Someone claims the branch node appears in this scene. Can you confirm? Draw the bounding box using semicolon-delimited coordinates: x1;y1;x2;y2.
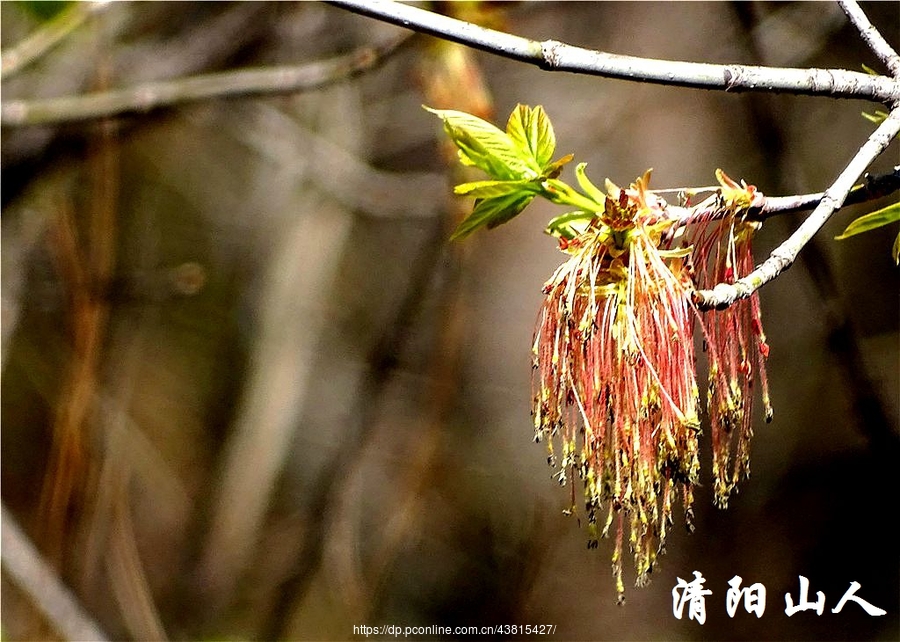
541;40;564;70
723;67;736;91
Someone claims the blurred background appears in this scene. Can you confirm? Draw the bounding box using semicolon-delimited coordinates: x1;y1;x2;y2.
2;2;898;640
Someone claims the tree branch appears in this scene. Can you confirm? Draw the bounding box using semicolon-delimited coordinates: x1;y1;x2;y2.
837;0;900;78
1;503;110;641
325;0;900;103
663;166;900;228
692;106;900;310
1;33;413;127
757;167;900;219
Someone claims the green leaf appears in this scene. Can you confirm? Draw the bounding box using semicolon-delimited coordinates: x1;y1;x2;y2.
454;179;540;199
541;178;604;212
506;104;555;170
575;163;607;206
893;232;900;265
425;106;535;180
545;210;595;239
450;192;535;241
834;201;900;239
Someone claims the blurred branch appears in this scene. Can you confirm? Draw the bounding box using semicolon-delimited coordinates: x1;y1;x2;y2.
264;217;451;639
693;106;900;310
241;103;445;219
196;186;357;614
0;3;106;80
325;0;900;103
1;33;413;126
112;2;273;83
107;493;169;641
1;504;110;642
838;0;900;78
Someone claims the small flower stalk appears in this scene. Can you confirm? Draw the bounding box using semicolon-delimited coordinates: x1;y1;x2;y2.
428;104;774;602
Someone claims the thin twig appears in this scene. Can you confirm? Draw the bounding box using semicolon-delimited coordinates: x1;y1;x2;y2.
1;33;413;127
666;166;900;226
652;165;900;227
837;0;900;78
693;106;900;310
0;3;107;80
1;504;110;642
757;167;900;219
325;0;900;103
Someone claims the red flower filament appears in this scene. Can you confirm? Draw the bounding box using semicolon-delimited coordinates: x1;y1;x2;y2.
532;173;702;601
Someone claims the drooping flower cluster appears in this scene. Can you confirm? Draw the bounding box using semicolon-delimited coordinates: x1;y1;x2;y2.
531;170;771;602
532;172;702;600
686;170;773;508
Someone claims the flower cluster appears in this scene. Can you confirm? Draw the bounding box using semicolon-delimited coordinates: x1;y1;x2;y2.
532;169;771;601
428;104;772;603
533;172;703;601
687;171;772;508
